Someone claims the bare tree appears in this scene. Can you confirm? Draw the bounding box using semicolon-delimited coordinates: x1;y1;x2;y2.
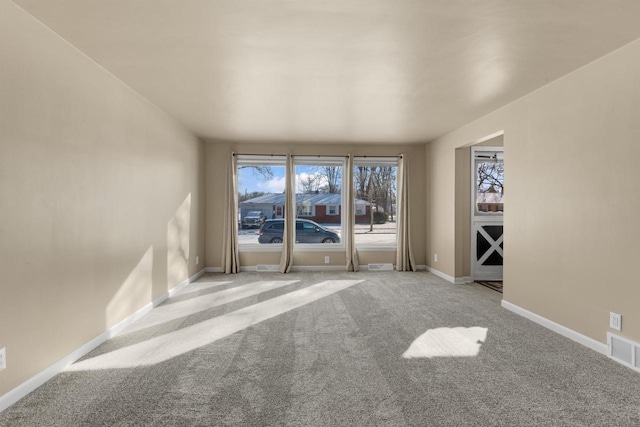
477;162;504;194
353;165;397;230
321;166;341;194
298;173;321;194
238;165;273;180
237;165;274;197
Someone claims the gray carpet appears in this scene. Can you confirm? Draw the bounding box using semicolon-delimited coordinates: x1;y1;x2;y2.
2;271;639;426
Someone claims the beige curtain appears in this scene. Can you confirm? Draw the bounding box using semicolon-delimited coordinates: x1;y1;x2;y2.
279;154;295;273
345;155;359;271
396;154;416;271
222;152;239;274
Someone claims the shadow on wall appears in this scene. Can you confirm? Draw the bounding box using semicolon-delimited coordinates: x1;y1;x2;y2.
105;193;192;329
167;193;191;290
106;246;154;329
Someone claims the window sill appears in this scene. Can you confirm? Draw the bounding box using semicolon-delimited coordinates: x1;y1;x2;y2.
294;244;346;252
355;246;397;252
239;244;283;253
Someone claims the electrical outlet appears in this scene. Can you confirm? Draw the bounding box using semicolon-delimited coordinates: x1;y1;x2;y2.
434;254;438;262
324;256;330;264
0;347;6;371
196;256;199;265
610;312;622;331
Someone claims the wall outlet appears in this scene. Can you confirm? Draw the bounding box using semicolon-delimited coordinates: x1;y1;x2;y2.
324;256;330;264
0;347;6;371
610;312;622;331
196;256;199;265
434;254;438;262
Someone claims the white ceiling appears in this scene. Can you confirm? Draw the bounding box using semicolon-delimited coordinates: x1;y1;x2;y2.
12;0;640;144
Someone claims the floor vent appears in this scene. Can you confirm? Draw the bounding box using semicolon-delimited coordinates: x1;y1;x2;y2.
255;264;279;272
607;333;640;372
368;263;394;271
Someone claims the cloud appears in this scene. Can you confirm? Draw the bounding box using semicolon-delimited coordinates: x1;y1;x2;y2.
295;171;328;193
258;176;286;193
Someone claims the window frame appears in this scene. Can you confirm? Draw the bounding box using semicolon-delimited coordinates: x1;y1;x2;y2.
353;156;399;251
327;204;339;216
236;155;287;253
472;148;504;218
293;156;346;252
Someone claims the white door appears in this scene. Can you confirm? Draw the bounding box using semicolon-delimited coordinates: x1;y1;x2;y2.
471;147;504;281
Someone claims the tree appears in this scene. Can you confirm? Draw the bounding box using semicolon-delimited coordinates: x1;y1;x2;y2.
353;165;397;230
321;166;341;194
237;166;274;196
238;165;274;181
477;162;504;194
298;173;321;194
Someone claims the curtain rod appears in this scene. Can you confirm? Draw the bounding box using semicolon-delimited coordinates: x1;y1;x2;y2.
355;155;403;158
233;153;283;157
232;153;402;158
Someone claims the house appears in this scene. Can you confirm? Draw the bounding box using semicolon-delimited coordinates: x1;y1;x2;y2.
240;193;371;224
2;0;640;419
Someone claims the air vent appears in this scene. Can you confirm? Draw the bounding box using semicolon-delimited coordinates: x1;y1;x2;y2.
607;333;640;372
368;263;394;271
255;264;279;272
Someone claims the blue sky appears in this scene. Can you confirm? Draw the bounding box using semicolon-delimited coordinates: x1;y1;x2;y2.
238;166;340;194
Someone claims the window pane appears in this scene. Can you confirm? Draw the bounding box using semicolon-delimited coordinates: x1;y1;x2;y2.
353;163;397;247
294;161;343;245
237;159;286;246
475;160;504;214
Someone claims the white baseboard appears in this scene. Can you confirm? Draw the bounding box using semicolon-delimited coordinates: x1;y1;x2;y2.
290;265;347;272
205;267;223;273
425;266;455;283
189;268;207;282
425;267;472;284
238;265;350;272
0;268;207;413
501;300;607;355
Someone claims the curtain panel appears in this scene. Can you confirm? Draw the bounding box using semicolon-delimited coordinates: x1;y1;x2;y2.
222;152;239;274
345;154;359;271
396;154;416;271
279;154;295;273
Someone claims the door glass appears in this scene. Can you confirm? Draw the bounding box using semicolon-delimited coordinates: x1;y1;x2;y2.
475;157;504;215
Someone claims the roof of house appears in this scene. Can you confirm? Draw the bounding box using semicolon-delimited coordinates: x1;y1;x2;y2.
240;193;370;206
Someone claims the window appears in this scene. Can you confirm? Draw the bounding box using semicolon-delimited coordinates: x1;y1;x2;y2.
474;151;504;215
353;157;398;248
236;155;286;249
298;203;314;217
294;157;344;247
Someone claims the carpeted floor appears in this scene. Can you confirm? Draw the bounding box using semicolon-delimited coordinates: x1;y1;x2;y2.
2;271;640;426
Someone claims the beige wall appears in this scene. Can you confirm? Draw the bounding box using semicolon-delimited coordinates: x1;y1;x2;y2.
427;38;640;344
0;2;205;397
204;141;426;269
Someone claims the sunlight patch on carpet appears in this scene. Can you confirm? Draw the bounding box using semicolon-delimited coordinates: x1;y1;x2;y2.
402;327;488;358
122;280;299;334
171;280;234;299
68;280;364;371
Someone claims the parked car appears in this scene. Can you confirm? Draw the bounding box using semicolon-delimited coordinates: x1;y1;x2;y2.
258;219;340;244
242;211;266;229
